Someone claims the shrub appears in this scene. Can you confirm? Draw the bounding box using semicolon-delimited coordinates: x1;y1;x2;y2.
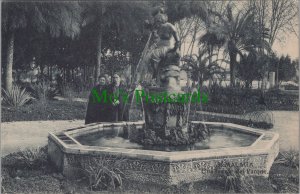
275;150;299;169
79;155;125;191
61;83;79;101
2;85;34;107
31;81;58;101
283;84;298;90
196;85;298;113
216;161;255;193
7;146;48;169
60;82;90;101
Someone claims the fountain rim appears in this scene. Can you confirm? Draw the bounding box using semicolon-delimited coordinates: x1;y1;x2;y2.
48;121;279;162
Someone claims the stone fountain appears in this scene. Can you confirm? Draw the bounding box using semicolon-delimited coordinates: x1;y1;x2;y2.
48;6;279;186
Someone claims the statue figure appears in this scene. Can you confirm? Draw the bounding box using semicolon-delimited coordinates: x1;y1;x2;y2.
127;4;209;145
145;6;181;82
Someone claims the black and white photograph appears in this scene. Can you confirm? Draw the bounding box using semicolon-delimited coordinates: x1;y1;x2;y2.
1;0;299;193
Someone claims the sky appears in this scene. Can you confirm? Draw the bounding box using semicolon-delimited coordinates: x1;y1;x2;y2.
273;33;299;59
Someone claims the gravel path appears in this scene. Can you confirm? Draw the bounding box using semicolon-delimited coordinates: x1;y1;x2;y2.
1;120;84;156
270;111;299;151
1;111;298;156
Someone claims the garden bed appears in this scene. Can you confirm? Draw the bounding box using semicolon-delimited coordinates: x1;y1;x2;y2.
2;100;86;122
192;87;299;115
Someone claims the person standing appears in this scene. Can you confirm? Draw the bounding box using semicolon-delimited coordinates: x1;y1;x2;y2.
85;75;108;124
104;74;111;85
106;73;129;122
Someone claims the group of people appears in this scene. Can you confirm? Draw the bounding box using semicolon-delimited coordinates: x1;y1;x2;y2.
85;73;129;124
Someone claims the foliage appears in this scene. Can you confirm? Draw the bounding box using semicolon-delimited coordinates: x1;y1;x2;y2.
8;147;48;169
60;83;75;101
267;54;297;83
165;1;209;23
181;47;225;86
31;81;58;101
2;84;34;107
278;55;297;82
275;150;299;170
102;52;131;77
237;52;266;88
2;2;82;92
2;100;86;122
199;84;298;113
2;2;82;37
216;163;255;193
202;4;271;86
81;1;151;81
79;156;125;191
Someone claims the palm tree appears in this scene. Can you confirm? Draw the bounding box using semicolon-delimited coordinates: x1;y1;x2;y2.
2;2;81;91
182;47;225;87
202;4;271;87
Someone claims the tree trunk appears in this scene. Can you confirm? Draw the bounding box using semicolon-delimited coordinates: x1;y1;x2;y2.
5;32;14;91
50;65;53;80
229;52;237;87
95;18;103;84
83;65;86;82
47;66;50;78
198;71;203;88
64;68;66;83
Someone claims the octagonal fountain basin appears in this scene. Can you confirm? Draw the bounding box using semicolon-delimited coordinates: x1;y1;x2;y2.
48;121;279;185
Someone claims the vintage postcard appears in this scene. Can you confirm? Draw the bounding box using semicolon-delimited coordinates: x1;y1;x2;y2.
1;0;299;193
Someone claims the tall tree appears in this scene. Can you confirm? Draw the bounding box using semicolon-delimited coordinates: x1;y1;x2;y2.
2;2;81;91
249;0;298;46
81;1;151;84
278;55;296;82
203;4;271;87
237;52;266;88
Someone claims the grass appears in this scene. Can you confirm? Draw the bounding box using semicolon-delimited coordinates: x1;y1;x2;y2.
1;147;91;193
269;150;299;193
215;161;255;193
79;156;125;191
274;149;299;169
2;99;86;122
8;147;48;169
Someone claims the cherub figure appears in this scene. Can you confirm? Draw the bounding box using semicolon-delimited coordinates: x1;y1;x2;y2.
145;6;180;80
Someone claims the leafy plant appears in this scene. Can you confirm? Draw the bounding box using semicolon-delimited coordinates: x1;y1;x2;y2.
79;155;125;191
2;84;34;107
10;146;47;169
275;150;299;169
61;83;77;101
217;162;255;193
31;81;58;101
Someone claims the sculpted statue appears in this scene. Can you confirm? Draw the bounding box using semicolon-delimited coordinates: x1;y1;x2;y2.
145;7;181;81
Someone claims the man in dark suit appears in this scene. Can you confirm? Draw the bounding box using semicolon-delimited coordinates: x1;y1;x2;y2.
106;73;129;122
85;75;108;124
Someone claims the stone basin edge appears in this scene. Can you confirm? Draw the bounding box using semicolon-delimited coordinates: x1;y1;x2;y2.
48;122;279;162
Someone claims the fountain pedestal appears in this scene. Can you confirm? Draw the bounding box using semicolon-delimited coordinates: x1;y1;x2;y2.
138;49;195;145
144;96;188;139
